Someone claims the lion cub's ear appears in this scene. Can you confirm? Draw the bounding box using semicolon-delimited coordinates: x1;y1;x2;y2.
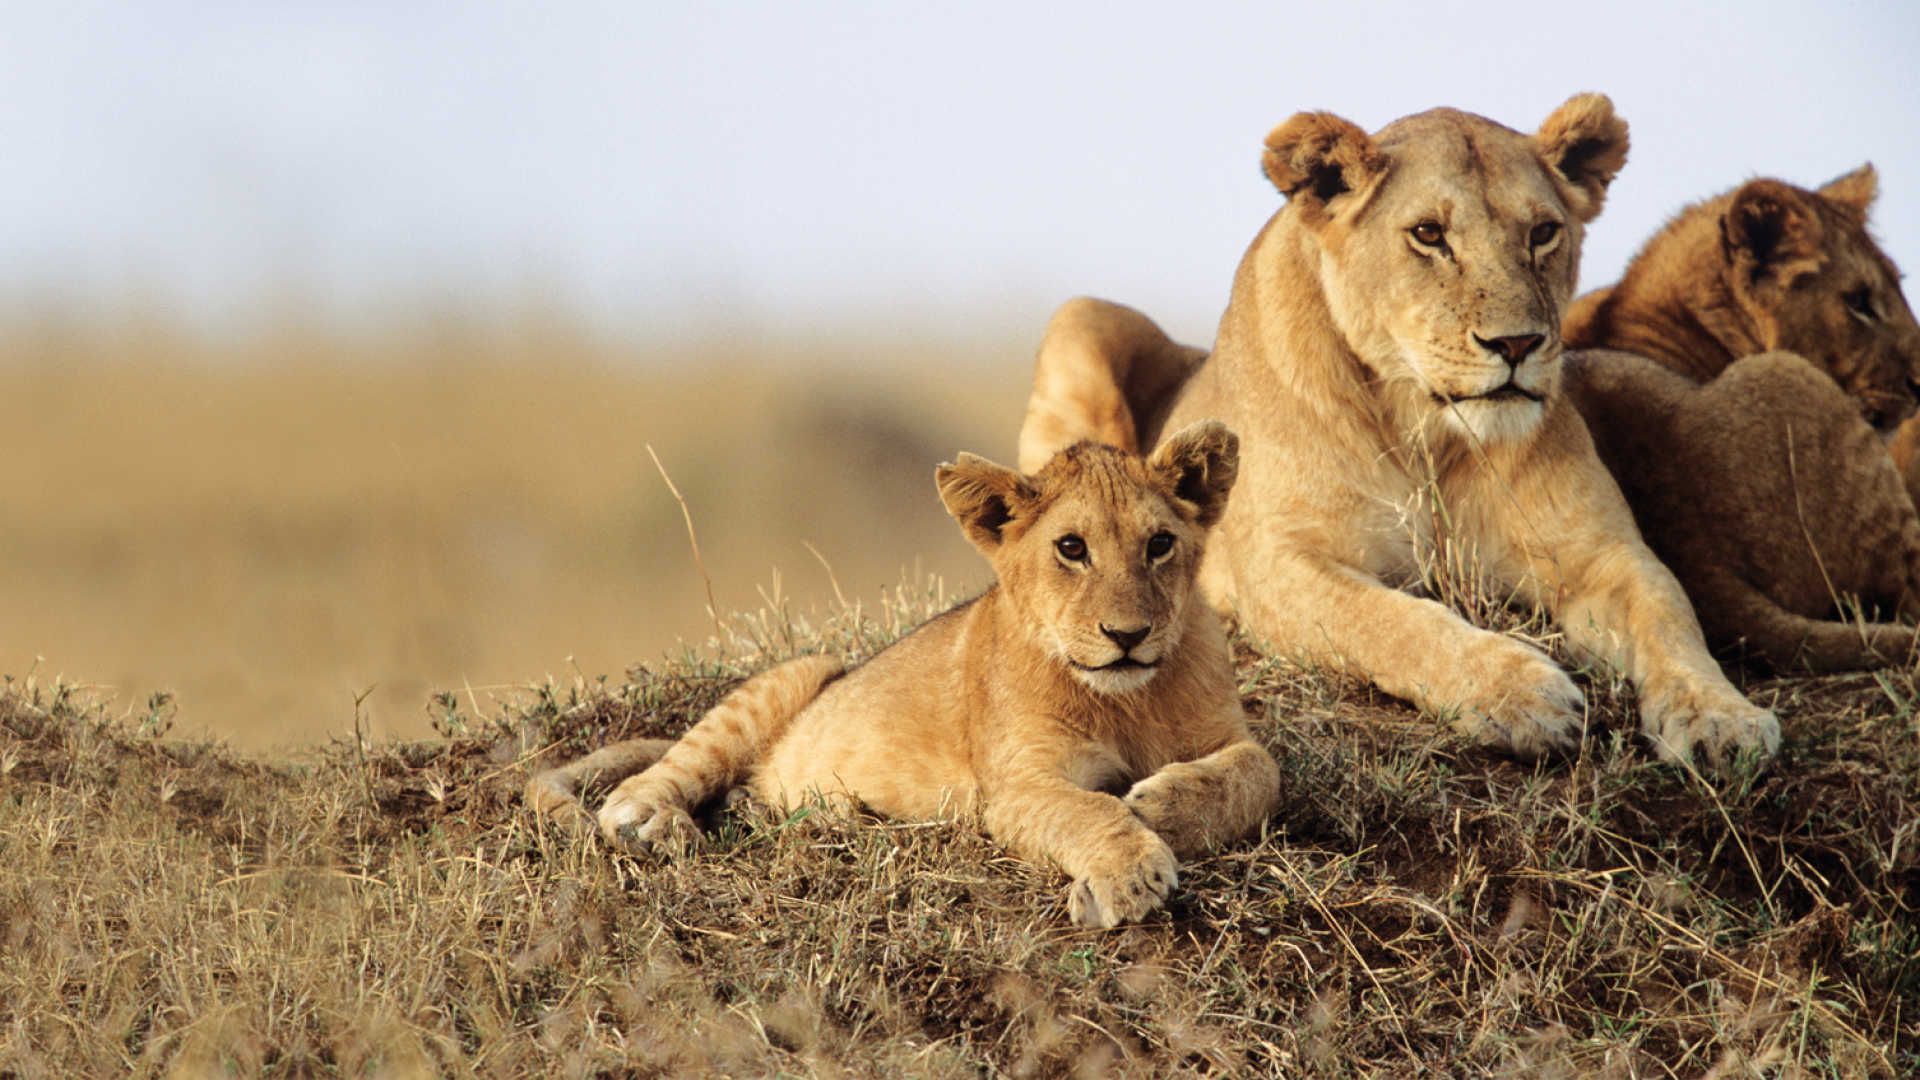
1261;111;1386;223
1723;179;1827;288
1818;163;1878;223
1534;92;1629;224
1149;420;1239;529
936;453;1036;554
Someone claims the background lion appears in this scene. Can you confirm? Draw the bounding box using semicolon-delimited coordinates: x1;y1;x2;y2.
1018;94;1779;769
1565;167;1920;670
527;422;1281;929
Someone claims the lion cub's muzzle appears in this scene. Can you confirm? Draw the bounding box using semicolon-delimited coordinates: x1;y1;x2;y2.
1067;621;1168;693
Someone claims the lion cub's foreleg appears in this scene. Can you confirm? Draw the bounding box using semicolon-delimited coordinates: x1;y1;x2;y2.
980;741;1181;929
1122;736;1281;859
564;655;844;855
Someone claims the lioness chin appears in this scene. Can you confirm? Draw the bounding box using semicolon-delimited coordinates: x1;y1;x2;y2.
527;422;1282;929
1018;94;1779;770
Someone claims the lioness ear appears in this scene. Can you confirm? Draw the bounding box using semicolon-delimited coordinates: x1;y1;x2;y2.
1149;420;1239;529
1534;92;1629;223
1818;163;1878;223
1723;179;1826;287
1261;111;1385;222
935;453;1034;554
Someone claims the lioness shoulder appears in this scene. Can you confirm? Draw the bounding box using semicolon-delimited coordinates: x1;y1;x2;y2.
527;421;1282;928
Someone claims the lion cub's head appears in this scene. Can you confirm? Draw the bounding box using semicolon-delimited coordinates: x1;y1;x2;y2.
1260;94;1629;443
935;421;1238;694
1567;165;1920;431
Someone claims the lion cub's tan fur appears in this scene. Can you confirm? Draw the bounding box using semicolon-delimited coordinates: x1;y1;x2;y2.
527;422;1281;928
1017;95;1779;768
1563;167;1920;670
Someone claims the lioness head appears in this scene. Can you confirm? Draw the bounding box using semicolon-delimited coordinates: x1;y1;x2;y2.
935;420;1238;694
1261;94;1629;443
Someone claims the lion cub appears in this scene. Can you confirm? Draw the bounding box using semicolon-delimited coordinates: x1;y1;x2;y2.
1564;166;1920;670
527;421;1281;928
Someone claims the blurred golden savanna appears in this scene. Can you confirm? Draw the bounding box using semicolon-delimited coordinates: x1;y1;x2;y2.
0;316;1030;749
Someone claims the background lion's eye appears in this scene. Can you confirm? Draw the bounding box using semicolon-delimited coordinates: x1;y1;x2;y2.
1410;222;1445;246
1055;535;1087;562
1146;532;1175;559
1530;221;1561;248
1844;287;1876;320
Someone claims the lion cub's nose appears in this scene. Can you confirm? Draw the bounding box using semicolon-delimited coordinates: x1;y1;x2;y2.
1474;333;1545;367
1101;624;1150;652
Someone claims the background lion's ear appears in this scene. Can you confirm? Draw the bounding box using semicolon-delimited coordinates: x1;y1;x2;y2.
1149;420;1239;529
1535;92;1628;223
935;453;1033;554
1261;111;1385;222
1723;180;1826;288
1818;163;1878;223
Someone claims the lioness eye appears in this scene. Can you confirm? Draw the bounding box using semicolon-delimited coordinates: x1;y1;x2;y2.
1146;532;1175;559
1055;535;1087;562
1844;287;1876;320
1410;222;1445;247
1530;221;1561;248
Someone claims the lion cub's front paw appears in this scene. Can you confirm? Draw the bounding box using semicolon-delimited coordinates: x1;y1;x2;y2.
1454;641;1586;759
1123;769;1209;856
1641;679;1781;773
596;790;698;857
1068;830;1178;929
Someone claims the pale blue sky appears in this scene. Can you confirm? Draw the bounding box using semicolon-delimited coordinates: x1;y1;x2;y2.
4;1;1916;351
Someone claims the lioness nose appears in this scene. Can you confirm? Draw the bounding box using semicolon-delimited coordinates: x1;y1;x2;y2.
1474;333;1545;366
1100;624;1150;652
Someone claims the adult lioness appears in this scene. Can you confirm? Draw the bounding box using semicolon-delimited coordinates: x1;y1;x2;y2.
527;423;1282;928
1017;94;1779;767
1562;167;1920;670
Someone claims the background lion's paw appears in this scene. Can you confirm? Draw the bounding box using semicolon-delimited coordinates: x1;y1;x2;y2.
1455;645;1585;759
596;793;698;857
1067;831;1178;929
1642;684;1781;773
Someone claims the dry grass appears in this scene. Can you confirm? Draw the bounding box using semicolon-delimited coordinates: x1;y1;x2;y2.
0;325;1029;749
3;579;1916;1077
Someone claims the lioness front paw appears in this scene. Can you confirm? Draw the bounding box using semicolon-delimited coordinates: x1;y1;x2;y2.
1068;831;1178;929
1641;679;1781;772
596;791;698;857
1454;641;1586;759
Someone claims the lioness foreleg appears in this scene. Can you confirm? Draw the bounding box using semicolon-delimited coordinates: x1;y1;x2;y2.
1230;551;1587;757
1521;536;1780;770
1123;736;1280;858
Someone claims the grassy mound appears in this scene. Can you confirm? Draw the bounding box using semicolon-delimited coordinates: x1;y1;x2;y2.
2;590;1916;1077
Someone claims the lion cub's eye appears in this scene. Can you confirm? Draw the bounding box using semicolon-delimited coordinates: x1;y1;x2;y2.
1410;222;1446;247
1844;287;1877;321
1146;532;1176;560
1055;535;1088;562
1529;221;1562;248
